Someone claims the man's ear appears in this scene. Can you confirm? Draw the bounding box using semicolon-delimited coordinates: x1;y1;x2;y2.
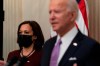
71;11;77;22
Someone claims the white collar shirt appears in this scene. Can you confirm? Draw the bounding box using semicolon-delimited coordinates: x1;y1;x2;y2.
56;26;78;65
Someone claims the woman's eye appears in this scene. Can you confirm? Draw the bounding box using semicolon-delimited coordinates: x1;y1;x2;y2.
19;32;22;34
24;31;29;34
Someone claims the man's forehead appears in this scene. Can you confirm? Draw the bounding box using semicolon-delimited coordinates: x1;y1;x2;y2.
50;0;67;2
50;0;68;7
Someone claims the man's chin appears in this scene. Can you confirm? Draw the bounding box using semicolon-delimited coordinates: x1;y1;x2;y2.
52;26;57;30
52;29;58;32
52;28;57;31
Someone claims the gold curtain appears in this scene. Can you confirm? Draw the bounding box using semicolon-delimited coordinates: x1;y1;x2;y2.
87;0;100;43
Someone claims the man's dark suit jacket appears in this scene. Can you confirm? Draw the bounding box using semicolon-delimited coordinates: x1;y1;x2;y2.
41;31;100;66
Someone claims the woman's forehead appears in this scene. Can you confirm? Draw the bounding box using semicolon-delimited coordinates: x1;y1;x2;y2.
20;24;32;31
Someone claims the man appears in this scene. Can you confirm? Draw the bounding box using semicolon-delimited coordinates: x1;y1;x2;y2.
41;0;100;66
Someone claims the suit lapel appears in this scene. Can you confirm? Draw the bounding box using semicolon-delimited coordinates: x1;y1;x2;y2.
42;36;57;66
59;31;84;66
47;36;57;55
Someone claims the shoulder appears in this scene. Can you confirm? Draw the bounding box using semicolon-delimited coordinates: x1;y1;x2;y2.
45;36;57;44
7;50;20;61
76;31;100;46
29;50;42;58
81;34;99;46
73;31;100;53
34;50;42;56
29;50;42;64
43;36;57;47
79;34;100;55
8;50;20;56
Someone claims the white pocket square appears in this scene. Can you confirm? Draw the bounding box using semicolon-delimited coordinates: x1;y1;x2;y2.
69;57;77;61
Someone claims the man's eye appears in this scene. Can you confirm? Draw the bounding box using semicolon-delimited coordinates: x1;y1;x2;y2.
55;10;61;13
49;10;51;14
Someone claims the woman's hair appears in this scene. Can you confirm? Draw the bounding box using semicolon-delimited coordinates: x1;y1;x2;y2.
17;21;44;51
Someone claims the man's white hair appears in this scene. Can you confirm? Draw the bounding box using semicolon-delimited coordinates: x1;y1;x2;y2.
66;0;79;17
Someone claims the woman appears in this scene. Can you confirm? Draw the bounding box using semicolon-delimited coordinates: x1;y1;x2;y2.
6;21;44;66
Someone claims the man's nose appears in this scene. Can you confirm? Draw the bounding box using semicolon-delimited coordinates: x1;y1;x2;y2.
50;12;55;20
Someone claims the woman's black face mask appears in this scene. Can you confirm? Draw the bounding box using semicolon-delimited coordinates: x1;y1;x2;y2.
17;35;33;48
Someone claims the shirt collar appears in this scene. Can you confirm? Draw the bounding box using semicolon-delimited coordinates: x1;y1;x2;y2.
57;26;78;44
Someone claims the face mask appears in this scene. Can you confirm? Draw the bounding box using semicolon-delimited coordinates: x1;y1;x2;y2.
17;35;33;48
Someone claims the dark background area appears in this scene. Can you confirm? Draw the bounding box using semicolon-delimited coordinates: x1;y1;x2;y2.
0;0;4;60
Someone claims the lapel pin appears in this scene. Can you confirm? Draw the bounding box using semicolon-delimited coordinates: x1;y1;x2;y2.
73;43;78;46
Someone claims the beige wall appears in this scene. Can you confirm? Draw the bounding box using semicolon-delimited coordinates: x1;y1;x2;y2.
87;0;100;43
3;0;22;60
3;0;50;60
22;0;51;40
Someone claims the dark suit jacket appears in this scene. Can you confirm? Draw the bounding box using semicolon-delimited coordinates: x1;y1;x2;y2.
41;31;100;66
